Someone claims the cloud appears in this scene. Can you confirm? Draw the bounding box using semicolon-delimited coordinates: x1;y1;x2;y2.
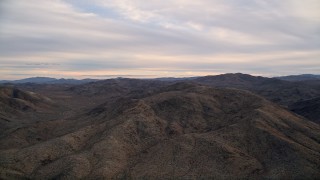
0;0;319;80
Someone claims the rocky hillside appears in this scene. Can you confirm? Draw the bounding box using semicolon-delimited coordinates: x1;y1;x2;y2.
289;97;320;124
1;83;319;179
0;86;52;112
194;73;320;107
69;78;170;97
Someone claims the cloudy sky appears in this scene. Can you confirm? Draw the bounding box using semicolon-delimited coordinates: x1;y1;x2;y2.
0;0;319;79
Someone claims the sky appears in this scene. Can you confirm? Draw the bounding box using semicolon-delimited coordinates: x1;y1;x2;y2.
0;0;320;80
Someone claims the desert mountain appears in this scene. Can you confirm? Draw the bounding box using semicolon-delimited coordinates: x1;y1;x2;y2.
21;74;320;125
9;73;320;124
0;86;58;149
0;86;53;113
289;97;320;124
277;74;320;81
0;83;319;179
69;78;171;96
194;73;320;107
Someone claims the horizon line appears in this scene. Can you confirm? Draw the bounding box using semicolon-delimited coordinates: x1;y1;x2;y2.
1;73;319;81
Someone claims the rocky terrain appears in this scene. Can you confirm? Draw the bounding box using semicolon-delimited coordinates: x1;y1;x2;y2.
0;74;320;179
289;97;320;124
194;73;320;106
193;73;320;123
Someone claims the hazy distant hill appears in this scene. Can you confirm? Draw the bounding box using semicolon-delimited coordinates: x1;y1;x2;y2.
0;77;99;85
276;74;320;81
69;78;171;96
154;77;198;81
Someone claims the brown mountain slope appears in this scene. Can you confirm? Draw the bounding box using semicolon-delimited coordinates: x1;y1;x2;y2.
0;83;319;179
0;86;61;151
0;86;53;112
289;97;320;124
0;86;54;130
194;73;320;106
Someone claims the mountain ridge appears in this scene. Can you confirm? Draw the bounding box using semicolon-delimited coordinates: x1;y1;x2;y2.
0;77;99;85
0;82;319;179
17;73;318;123
276;74;320;81
2;73;320;84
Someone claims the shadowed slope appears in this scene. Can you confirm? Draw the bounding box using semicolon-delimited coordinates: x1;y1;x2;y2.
290;97;320;124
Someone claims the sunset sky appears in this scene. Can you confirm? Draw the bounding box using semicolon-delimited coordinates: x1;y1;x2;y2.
1;0;319;80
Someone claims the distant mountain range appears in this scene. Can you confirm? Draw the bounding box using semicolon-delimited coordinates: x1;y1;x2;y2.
276;74;320;81
0;77;99;84
1;74;319;84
